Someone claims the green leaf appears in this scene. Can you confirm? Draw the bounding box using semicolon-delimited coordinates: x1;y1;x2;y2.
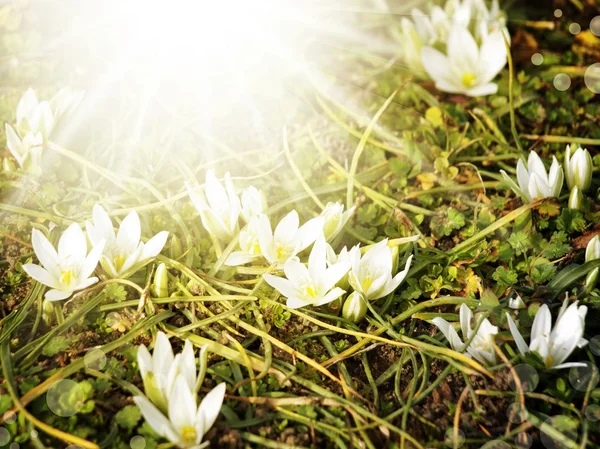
492;266;518;286
42;336;71;356
104;284;128;302
115;405;142;430
430;208;466;238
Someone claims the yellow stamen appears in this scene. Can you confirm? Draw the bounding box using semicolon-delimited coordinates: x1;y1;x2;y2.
304;285;318;298
113;254;126;272
182;426;197;444
461;73;477;88
59;269;75;286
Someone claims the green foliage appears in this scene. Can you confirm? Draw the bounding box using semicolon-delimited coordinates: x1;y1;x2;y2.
115;405;142;430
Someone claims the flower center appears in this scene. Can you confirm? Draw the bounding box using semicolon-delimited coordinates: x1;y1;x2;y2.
59;269;76;287
182;426;197;445
113;254;126;272
275;245;293;262
303;284;318;298
461;73;477;88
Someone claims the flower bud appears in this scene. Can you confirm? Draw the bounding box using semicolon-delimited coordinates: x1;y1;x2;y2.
508;294;525;310
152;263;169;298
342;292;368;323
586;267;599;292
169;235;183;260
565;145;593;192
42;298;56;326
585;236;600;262
568;186;583;210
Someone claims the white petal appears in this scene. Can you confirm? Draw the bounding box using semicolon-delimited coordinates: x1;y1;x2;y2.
282;259;311;287
31;229;60;276
505;313;529;356
274;211;300;244
141;231;169;260
466;83;498;97
308;237;327;280
314;287;346;307
116;211;142;255
137;344;153;380
225;251;258;266
133;396;174;440
459;304;473;341
421;47;454;89
58;223;87;263
45;288;73;301
432;318;463;351
263;274;299;299
180;339;197;392
447;26;479;74
196;383;226;439
90;204;115;246
168;375;197;432
22;264;60;289
477;30;507;84
531;305;551;341
79;240;105;281
153;332;175;377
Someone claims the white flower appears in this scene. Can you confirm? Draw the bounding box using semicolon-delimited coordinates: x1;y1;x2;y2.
137;332;197;414
86;204;168;279
225;215;263;266
399;6;451;76
348;239;412;301
564;145;593;192
5;87;84;171
432;304;498;366
320;202;355;242
263;237;350;309
240;186;266;223
421;26;507;96
506;296;588;369
5;125;43;172
187;170;241;242
500;151;564;203
134;377;225;449
508;294;525;310
258;211;324;268
23;223;104;301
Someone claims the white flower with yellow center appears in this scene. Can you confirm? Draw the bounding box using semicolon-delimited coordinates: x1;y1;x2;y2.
263;237;350;309
23;223;104;301
225;215;263;266
134;376;225;449
348;239;412;301
258;211;324;268
86;204;169;279
506;296;588;369
432;304;498;366
137;332;197;414
320;202;355;242
187;170;240;242
421;26;507;96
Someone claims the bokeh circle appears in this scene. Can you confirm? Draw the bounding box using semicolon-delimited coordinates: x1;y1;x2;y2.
584;64;600;94
46;379;85;417
568;362;599;392
554;74;571;91
508;364;539;393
